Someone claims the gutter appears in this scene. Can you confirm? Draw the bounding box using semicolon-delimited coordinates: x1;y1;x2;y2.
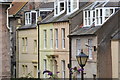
6;3;12;32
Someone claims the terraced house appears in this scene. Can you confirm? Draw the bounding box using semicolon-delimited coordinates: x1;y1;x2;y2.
37;0;91;78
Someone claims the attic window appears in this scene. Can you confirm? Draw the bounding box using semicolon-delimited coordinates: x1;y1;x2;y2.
83;7;117;27
67;0;79;14
54;0;66;16
39;10;52;19
25;11;37;25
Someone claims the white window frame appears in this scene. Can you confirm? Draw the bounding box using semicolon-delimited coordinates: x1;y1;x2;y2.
88;39;93;60
67;0;79;15
83;7;117;27
54;0;66;16
43;59;47;78
61;60;65;78
62;28;65;49
76;39;81;55
55;29;58;49
44;30;47;49
25;11;37;25
50;29;53;49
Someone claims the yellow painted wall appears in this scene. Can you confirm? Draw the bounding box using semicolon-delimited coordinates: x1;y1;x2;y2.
39;23;54;78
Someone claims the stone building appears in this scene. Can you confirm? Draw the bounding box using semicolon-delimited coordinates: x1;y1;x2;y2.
0;2;11;80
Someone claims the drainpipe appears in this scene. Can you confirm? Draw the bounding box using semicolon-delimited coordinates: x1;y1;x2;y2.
69;36;72;80
6;4;12;31
6;4;13;78
37;23;40;78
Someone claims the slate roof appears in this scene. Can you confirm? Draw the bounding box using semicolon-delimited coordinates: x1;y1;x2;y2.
112;32;120;40
111;29;120;40
69;26;101;37
104;2;120;7
39;2;54;9
38;2;91;24
9;0;29;15
18;24;36;30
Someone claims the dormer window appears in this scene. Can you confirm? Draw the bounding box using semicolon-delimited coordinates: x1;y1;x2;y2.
83;7;117;27
54;0;66;16
25;11;37;25
95;7;116;26
67;0;79;14
39;9;52;20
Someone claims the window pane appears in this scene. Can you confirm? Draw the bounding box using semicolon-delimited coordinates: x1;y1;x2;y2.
62;28;65;49
100;9;102;16
76;39;81;55
44;59;47;78
60;2;64;11
44;30;47;48
61;60;65;78
73;0;77;10
50;29;53;48
31;12;36;24
88;39;93;59
55;29;58;49
68;0;71;12
40;11;51;19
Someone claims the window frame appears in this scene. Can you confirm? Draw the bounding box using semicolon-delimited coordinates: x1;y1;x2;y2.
83;7;117;27
67;0;79;15
88;39;93;60
55;29;58;49
54;0;66;16
61;60;65;78
25;11;37;25
61;28;65;49
50;29;53;49
43;30;47;49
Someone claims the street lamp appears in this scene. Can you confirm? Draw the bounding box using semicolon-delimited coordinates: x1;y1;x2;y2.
76;49;88;80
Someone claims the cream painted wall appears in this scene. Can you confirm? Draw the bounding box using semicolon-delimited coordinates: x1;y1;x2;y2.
111;41;119;78
17;28;38;78
71;36;97;78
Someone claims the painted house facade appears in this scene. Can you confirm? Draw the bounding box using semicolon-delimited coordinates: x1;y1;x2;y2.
69;1;120;78
38;0;91;78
